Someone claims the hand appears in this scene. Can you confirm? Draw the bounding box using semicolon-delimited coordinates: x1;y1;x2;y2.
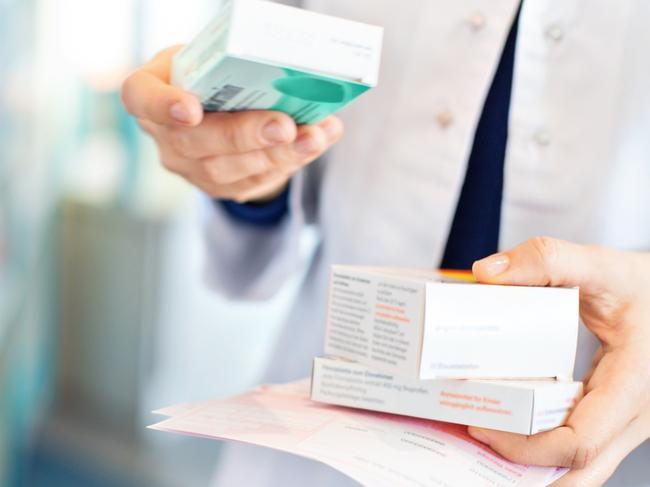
469;237;650;486
121;46;343;203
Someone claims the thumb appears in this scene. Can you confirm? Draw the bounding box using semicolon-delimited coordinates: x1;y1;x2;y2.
121;45;203;127
472;237;604;291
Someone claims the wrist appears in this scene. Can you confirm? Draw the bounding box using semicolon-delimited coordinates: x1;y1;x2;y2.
218;180;291;227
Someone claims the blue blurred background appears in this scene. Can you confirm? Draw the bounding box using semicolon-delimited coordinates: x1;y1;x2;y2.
0;1;301;485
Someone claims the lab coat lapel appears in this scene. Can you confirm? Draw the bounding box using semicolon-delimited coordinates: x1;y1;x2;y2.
500;0;634;249
321;0;521;268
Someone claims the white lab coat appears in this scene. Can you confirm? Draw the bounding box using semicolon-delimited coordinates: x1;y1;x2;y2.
206;1;650;485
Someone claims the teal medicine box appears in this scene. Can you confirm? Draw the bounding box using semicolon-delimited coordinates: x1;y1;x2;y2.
172;0;384;124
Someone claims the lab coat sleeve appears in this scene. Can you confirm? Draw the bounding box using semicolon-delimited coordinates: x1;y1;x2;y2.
201;160;322;300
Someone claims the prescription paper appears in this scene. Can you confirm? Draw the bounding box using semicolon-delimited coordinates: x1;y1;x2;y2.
149;381;566;486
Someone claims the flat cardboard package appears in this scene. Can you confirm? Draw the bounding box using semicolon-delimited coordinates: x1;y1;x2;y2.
324;266;579;380
172;0;383;124
311;357;583;435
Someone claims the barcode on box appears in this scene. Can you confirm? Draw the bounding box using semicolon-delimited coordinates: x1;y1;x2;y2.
204;84;244;111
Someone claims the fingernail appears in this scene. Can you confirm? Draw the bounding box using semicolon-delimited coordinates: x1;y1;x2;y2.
468;428;490;444
476;253;510;278
262;120;291;144
294;134;319;155
170;102;191;124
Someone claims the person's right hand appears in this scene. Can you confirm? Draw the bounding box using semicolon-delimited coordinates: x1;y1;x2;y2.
121;46;344;203
470;237;650;486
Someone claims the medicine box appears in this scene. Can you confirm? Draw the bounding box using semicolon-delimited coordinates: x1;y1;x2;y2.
172;0;383;124
324;266;579;380
311;357;583;435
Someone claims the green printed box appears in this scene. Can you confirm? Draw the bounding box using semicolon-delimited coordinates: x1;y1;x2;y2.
172;0;383;124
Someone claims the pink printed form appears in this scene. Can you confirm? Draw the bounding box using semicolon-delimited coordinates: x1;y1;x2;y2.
149;380;566;487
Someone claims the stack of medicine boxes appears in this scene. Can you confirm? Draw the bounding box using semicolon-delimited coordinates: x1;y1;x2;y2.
311;266;583;435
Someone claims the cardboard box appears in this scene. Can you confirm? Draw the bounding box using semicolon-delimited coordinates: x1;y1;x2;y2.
324;266;579;380
311;357;583;435
172;0;383;124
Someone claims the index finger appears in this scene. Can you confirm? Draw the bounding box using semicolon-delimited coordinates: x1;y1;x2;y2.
121;45;203;126
161;110;298;158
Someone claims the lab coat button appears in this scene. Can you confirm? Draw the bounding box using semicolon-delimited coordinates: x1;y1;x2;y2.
468;12;486;31
533;130;551;146
436;110;454;129
545;24;564;42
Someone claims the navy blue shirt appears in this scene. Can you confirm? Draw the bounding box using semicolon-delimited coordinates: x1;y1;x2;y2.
220;11;520;270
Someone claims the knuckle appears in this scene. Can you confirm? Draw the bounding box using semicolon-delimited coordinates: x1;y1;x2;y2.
159;152;189;178
219;118;248;154
494;436;540;466
266;149;292;169
497;443;526;464
160;154;178;173
306;135;327;156
567;439;600;469
529;236;560;273
202;161;228;185
248;172;270;187
249;153;271;174
167;128;193;156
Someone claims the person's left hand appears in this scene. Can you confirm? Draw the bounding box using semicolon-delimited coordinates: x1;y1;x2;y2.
469;237;650;486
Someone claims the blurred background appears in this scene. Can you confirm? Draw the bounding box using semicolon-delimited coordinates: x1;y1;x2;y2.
0;0;304;485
